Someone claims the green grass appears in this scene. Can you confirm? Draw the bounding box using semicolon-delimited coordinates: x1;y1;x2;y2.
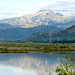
0;43;75;53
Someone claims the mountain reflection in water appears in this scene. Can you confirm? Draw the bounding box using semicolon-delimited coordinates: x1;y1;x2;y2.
0;52;75;75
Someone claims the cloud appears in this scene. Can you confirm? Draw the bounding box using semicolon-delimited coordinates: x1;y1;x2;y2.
0;10;35;20
35;1;75;14
17;0;29;1
0;2;28;8
0;0;75;19
0;3;11;6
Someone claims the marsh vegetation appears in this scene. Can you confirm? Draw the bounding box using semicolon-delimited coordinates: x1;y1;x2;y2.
0;42;75;53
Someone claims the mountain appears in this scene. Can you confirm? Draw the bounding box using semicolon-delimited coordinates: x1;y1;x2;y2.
0;26;62;40
0;9;75;29
0;23;20;29
55;13;63;16
24;25;75;43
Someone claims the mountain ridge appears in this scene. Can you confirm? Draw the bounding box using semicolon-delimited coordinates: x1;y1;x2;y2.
0;9;75;29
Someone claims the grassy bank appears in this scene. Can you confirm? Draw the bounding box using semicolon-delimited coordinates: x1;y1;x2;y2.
0;43;75;53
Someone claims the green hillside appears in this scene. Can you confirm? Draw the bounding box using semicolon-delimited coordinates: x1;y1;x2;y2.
24;25;75;43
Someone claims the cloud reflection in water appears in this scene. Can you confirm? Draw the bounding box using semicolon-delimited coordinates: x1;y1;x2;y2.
0;52;75;75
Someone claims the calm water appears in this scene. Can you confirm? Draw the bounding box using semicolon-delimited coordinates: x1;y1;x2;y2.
0;52;75;75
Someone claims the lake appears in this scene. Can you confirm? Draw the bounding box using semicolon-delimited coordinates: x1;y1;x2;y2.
0;52;75;75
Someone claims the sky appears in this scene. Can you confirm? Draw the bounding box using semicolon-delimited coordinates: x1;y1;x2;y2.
0;0;75;19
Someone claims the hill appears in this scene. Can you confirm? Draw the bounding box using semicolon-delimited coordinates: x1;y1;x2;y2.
24;25;75;43
0;26;62;40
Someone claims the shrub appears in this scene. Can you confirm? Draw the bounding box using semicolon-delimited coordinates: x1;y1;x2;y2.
56;56;75;75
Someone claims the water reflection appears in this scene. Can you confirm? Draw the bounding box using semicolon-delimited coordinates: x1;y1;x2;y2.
0;52;75;75
0;64;37;75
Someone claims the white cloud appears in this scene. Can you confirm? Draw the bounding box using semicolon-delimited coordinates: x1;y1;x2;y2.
34;1;75;14
0;10;35;20
0;3;10;6
0;2;30;19
0;2;29;8
0;0;75;19
35;3;51;8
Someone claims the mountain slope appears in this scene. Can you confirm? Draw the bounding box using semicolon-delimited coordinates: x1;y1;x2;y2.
24;25;75;43
0;23;20;29
55;13;63;16
0;26;62;40
0;9;75;28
